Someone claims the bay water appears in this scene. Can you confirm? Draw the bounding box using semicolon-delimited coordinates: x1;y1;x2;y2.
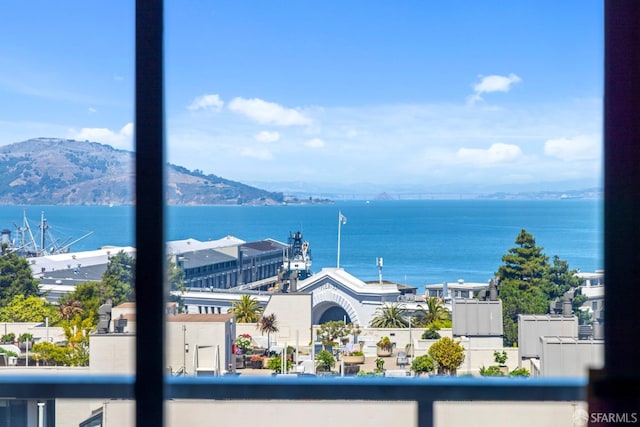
0;199;603;291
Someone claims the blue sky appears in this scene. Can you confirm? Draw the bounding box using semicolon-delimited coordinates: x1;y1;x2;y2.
0;1;603;192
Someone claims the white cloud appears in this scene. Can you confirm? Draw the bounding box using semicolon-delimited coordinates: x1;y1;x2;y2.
121;122;134;137
239;147;273;160
88;107;97;114
228;97;312;126
456;143;524;165
468;73;521;105
188;94;224;112
166;96;602;186
255;130;281;143
305;138;325;148
69;122;134;151
544;134;600;161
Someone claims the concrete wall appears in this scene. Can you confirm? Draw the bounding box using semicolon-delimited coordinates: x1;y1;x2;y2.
0;322;66;346
358;328;454;357
518;315;578;359
89;334;136;374
68;398;589;427
540;337;604;377
452;299;503;337
435;401;588;427
261;293;312;347
57;399;106;427
166;319;234;375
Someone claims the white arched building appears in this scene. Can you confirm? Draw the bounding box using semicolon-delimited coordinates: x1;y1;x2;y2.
297;268;412;325
180;267;423;327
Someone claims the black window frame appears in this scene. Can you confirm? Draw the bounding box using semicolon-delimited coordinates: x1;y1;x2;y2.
0;1;636;426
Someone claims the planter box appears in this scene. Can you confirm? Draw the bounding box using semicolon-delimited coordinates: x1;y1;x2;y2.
235;355;246;369
342;354;365;364
248;359;263;369
376;347;392;357
341;364;361;375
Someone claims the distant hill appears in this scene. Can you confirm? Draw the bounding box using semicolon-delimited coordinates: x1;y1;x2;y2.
0;138;287;206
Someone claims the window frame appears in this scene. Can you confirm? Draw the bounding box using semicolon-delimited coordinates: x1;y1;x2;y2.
1;1;637;426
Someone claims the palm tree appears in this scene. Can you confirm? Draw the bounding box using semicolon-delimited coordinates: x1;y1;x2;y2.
368;303;409;328
59;300;84;321
425;297;450;323
412;297;450;327
229;295;264;323
257;313;279;349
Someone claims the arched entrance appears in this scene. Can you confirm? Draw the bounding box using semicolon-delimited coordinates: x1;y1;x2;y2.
312;288;360;325
316;302;351;324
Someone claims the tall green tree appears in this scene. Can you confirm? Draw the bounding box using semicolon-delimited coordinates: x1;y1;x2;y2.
229;294;263;323
496;229;581;346
497;229;549;290
167;258;186;312
101;251;135;305
0;294;60;323
61;315;94;366
167;258;185;293
544;255;581;301
496;230;549;346
369;303;409;328
0;248;40;306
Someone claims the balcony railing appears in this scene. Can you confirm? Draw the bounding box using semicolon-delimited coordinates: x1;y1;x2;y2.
0;374;586;427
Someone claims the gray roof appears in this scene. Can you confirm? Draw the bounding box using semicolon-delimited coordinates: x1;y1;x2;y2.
240;239;287;256
180;249;237;269
38;264;107;286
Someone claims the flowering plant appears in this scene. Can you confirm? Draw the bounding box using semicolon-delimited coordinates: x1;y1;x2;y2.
250;354;264;362
235;334;252;351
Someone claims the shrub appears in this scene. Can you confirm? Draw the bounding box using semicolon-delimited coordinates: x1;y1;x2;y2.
509;367;530;377
376;336;392;350
421;325;441;339
0;347;18;358
1;333;15;343
493;350;508;365
266;355;292;373
316;349;335;371
18;333;34;343
479;365;504;377
428;337;465;376
411;354;435;375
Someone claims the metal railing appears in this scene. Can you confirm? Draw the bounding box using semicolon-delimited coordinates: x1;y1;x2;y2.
0;374;586;427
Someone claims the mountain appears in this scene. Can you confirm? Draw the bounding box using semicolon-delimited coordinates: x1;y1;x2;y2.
0;138;286;206
247;179;603;200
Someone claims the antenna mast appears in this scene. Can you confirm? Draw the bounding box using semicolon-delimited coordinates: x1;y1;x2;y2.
376;257;383;285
